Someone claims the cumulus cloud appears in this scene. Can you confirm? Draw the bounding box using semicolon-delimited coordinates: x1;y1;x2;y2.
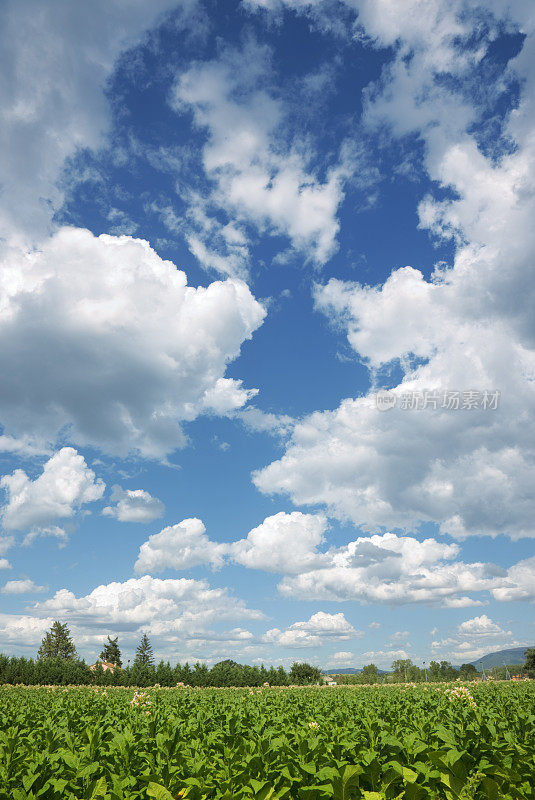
134;515;535;607
431;613;516;663
361;648;410;667
230;512;328;574
0;559;11;570
0;613;54;648
254;1;535;542
263;611;359;648
103;485;164;523
270;530;535;608
135;512;328;575
1;579;46;595
0;0;199;247
457;614;509;638
277;532;495;605
0;448;104;539
332;651;355;662
0;228;265;458
170;37;346;274
135;519;227;573
32;574;263;638
491;557;535;602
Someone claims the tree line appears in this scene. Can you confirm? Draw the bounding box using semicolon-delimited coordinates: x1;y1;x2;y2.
2;622;533;686
0;621;323;687
332;655;534;684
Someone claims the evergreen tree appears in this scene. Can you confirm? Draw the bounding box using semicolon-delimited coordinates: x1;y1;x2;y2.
155;660;174;686
276;665;288;685
192;662;209;687
99;636;122;667
181;662;193;685
524;647;535;677
134;633;154;666
37;621;76;660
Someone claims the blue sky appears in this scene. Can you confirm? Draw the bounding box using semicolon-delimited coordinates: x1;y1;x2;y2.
0;0;534;670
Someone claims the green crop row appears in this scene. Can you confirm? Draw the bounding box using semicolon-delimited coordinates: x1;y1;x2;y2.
0;682;533;800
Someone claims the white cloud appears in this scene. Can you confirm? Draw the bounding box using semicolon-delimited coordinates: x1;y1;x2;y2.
0;228;265;458
1;579;46;595
1;448;104;539
0;559;11;570
103;485;164;523
457;615;509;638
332;651;354;662
361;648;410;667
230;512;328;574
263;611;359;648
236;407;295;437
134;511;328;576
170;38;346;274
0;536;13;556
391;630;409;641
491;557;535;602
134;519;227;573
0;0;199;248
254;2;535;543
275;531;535;607
0;613;54;648
431;613;517;663
134;514;535;608
32;574;263;637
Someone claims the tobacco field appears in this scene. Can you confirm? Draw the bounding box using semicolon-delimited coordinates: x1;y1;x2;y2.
0;682;534;800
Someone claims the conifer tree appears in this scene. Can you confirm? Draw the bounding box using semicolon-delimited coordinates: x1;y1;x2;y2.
134;633;154;666
99;636;122;667
37;621;77;660
524;648;535;677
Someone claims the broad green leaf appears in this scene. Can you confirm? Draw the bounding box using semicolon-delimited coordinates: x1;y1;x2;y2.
146;783;175;800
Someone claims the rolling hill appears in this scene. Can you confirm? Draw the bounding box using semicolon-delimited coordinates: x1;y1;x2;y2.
322;645;532;675
469;646;531;671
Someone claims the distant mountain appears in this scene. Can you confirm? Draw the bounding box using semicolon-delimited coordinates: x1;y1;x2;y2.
469;646;531;671
322;668;362;674
322;667;387;675
323;646;532;676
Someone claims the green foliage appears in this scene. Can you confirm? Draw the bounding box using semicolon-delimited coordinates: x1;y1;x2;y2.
391;659;422;682
134;633;154;667
0;681;533;800
361;664;379;683
289;662;323;685
428;661;459;682
37;621;77;660
459;664;478;680
524;647;535;677
99;636;122;667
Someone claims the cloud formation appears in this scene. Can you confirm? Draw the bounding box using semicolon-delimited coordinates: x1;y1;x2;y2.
431;613;517;663
0;0;199;247
263;611;360;648
0;448;104;540
134;515;535;607
0;228;265;458
135;519;227;573
253;0;535;542
171;38;346;274
33;574;264;636
1;579;46;595
103;486;164;523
